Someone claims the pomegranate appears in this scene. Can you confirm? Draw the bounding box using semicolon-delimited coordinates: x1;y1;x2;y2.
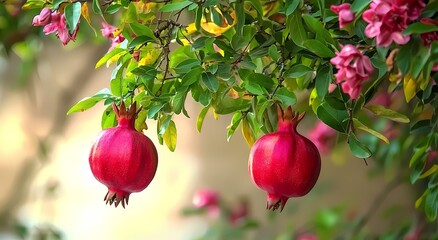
89;102;158;208
248;105;321;212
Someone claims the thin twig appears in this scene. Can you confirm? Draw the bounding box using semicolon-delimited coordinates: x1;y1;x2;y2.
351;173;403;236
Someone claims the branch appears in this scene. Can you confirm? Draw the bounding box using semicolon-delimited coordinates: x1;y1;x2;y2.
351;173;404;236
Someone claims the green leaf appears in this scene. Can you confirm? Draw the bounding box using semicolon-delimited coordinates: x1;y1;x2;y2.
348;134;372;158
274;87;297;106
302;14;336;45
159;0;193;12
285;0;300;16
101;106;117;129
285;64;313;78
67;89;112;115
370;54;387;81
403;22;438;35
246;73;275;89
197;106;210;133
303;39;335;58
316;102;348;132
195;6;203;31
110;78;122;97
316;65;332;99
91;0;102;14
227;112;242;141
129;22;156;40
163;120;177;152
425;188;438;221
366;105;410;123
247;0;263;18
288;11;307;47
235;0;245;35
203;0;219;7
182;67;203;86
353;118;389;144
105;4;121;14
174;59;201;74
95;48;126;68
64;2;81;33
202;72;219;92
128;35;154;49
411;45;431;79
350;0;372;12
173;88;188;114
53;0;66;10
147;104;164;119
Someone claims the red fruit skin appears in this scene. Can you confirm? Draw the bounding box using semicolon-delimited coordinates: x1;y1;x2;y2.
248;106;321;211
89;102;158;208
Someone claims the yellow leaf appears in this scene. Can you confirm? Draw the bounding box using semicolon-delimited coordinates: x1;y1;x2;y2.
81;2;91;25
353;118;390;144
403;74;417;102
81;2;97;36
163;120;177;152
241;118;255;147
418;71;431;90
415;189;429;208
419;165;438;179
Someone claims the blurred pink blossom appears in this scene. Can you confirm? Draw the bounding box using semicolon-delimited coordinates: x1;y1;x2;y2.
368;91;392;107
330;44;374;99
309;121;337;154
297;233;319;240
420;18;438;46
100;22;125;51
32;8;52;26
192;189;220;218
362;0;425;47
330;3;355;28
229;200;249;225
192;188;219;208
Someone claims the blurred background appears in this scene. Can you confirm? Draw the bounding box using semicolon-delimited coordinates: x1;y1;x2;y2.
0;4;423;240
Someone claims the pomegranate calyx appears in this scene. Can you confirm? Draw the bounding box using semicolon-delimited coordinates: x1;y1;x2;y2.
277;105;305;130
104;190;130;208
112;101;137;128
267;193;288;212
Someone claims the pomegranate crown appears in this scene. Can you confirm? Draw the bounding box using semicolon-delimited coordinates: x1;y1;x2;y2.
112;101;137;128
277;105;305;128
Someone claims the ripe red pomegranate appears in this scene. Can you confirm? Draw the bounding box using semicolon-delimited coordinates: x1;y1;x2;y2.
89;101;158;208
248;105;321;212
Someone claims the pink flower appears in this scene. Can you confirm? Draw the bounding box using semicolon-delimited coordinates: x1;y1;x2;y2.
297;233;319;240
34;10;78;45
32;8;52;26
192;189;219;208
362;0;425;47
420;18;438;46
330;44;374;99
309;121;337;154
101;22;117;39
100;22;125;51
229;200;249;225
330;3;355;28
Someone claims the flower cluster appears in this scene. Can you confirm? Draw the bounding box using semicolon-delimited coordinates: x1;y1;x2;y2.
362;0;426;47
309;121;337;154
100;22;125;51
32;8;78;45
330;3;355;28
330;44;374;100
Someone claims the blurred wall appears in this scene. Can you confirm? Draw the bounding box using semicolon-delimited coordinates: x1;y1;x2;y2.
0;41;416;240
